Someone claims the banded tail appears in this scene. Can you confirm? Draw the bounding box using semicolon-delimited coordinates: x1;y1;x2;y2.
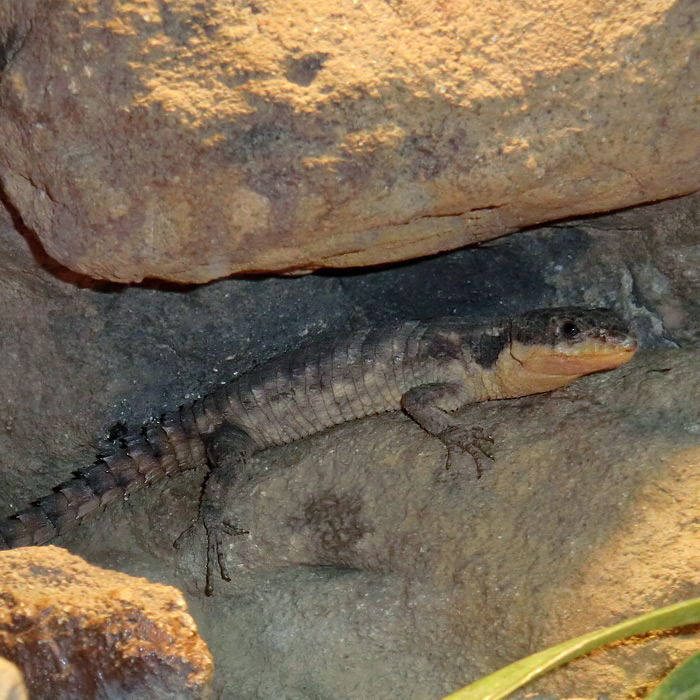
0;406;209;549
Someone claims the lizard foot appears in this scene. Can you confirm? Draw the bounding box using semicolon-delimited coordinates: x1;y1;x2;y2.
203;508;249;596
173;508;248;596
438;425;494;478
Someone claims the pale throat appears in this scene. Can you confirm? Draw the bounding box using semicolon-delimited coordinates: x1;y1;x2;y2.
490;346;583;399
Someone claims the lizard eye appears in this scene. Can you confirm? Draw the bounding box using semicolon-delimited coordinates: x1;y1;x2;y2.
559;321;579;339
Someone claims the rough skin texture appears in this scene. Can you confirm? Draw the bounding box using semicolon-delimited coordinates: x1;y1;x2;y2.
0;308;636;593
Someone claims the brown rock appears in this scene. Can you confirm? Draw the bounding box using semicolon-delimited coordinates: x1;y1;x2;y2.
0;0;698;282
0;547;212;700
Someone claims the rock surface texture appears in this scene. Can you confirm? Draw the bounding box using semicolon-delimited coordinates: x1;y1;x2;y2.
1;190;700;697
0;0;698;282
198;348;700;699
0;547;212;700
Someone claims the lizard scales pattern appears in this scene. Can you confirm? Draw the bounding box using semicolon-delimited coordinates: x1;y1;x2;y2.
0;309;637;552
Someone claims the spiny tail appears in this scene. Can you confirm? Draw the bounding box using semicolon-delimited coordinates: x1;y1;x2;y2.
0;405;210;550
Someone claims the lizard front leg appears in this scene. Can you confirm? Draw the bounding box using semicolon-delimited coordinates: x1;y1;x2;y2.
401;383;494;477
200;424;256;595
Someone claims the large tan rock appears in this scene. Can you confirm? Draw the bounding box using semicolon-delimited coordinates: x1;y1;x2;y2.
0;0;698;282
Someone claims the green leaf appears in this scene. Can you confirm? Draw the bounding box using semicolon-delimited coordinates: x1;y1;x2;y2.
646;651;700;700
441;597;700;700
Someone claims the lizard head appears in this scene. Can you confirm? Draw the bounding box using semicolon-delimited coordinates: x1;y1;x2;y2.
508;307;637;378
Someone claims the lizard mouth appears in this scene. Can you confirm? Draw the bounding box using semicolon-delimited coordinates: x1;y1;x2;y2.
510;338;637;376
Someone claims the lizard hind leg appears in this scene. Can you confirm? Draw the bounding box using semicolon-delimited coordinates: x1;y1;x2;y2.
199;423;257;596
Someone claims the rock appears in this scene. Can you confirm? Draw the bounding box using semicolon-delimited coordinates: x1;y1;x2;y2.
0;547;212;700
0;659;26;700
0;0;698;282
182;348;700;698
2;188;700;697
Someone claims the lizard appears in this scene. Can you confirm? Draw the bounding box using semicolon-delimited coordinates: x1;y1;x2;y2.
0;307;637;594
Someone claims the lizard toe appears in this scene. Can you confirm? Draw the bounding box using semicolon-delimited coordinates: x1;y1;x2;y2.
440;425;495;478
203;512;249;595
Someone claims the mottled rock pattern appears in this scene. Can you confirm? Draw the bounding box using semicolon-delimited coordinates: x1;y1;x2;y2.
0;547;212;700
0;0;698;282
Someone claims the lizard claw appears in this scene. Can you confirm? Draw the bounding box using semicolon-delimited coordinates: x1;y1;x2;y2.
171;517;225;596
204;518;227;597
203;512;248;596
439;425;494;478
